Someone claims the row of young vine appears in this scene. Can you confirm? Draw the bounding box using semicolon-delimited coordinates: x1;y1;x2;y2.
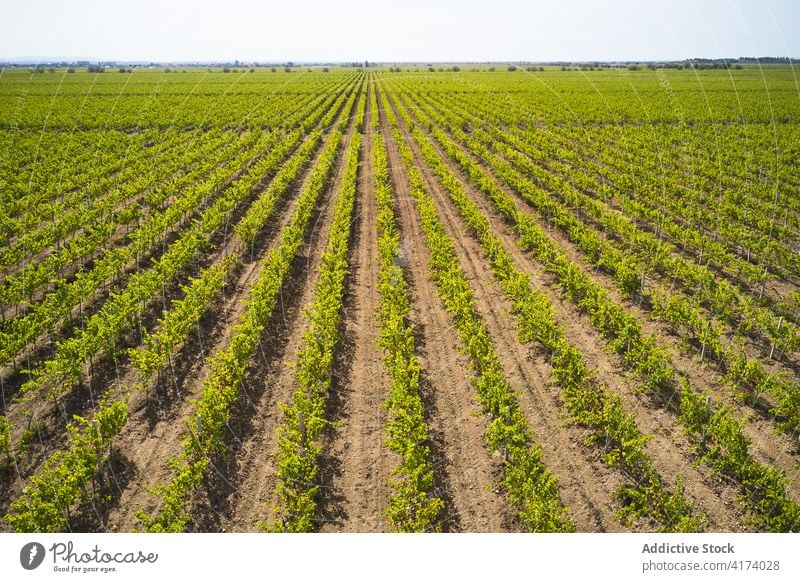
384;78;800;531
382;87;574;532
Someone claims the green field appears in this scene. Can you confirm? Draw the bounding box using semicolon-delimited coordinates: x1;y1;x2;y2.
1;66;798;533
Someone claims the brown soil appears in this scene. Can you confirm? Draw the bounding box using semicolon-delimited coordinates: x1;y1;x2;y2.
316;91;393;532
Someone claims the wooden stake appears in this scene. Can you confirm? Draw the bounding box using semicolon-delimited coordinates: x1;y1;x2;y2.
758;266;768;300
700;321;711;363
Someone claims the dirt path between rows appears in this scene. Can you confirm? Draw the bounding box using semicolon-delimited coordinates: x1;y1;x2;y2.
387;94;627;531
317;88;392;532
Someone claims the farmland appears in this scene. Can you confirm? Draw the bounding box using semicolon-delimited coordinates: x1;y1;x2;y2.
0;66;799;532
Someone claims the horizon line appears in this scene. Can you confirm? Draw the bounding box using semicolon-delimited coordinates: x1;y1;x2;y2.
2;56;799;66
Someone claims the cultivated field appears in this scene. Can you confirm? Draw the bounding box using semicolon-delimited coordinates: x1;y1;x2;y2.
0;66;799;532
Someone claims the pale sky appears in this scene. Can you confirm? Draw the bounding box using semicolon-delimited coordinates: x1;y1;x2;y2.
1;0;797;62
